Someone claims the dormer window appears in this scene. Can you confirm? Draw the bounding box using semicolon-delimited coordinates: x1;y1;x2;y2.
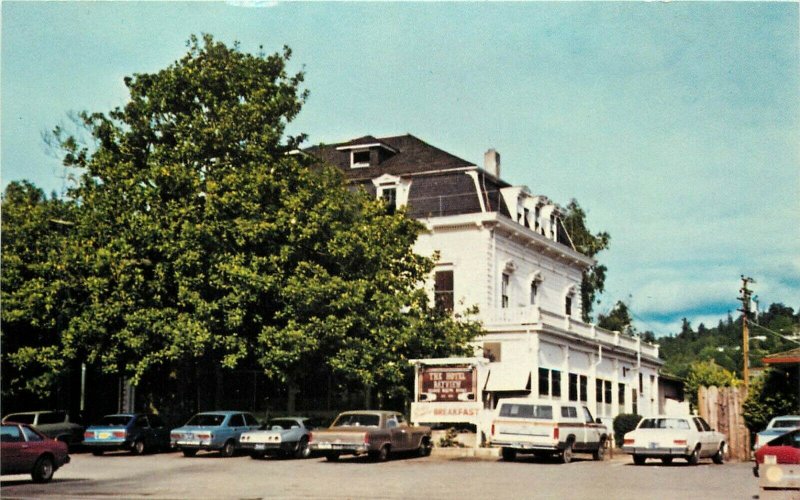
351;150;371;168
379;187;397;214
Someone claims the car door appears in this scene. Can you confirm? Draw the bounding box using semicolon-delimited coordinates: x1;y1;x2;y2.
228;414;245;443
133;415;151;447
148;415;169;447
395;414;413;450
693;417;714;455
581;407;599;448
385;415;405;450
1;424;24;474
19;425;47;470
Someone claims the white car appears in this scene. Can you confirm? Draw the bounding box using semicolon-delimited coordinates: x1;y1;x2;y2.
622;416;726;465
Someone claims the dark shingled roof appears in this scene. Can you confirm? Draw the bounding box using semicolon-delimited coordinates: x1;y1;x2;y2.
305;134;476;181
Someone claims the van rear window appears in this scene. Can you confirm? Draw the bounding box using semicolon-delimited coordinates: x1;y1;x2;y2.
499;404;552;419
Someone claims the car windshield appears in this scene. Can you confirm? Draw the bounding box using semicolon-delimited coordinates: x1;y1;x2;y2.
185;414;226;426
639;418;690;430
96;415;132;426
4;414;35;424
332;414;380;427
773;420;800;429
262;419;298;431
498;404;553;420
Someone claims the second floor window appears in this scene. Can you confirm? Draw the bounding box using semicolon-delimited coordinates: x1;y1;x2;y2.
530;281;538;305
565;295;573;317
501;273;510;308
380;187;397;215
434;270;454;313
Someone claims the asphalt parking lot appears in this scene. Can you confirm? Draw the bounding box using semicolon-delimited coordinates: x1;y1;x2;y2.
1;449;762;499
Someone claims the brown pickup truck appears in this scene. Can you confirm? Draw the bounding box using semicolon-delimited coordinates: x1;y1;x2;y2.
309;410;432;462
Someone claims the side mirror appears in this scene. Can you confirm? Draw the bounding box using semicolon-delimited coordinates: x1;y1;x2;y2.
596;418;603;424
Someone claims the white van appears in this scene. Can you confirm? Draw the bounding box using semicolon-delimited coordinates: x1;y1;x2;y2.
489;398;609;463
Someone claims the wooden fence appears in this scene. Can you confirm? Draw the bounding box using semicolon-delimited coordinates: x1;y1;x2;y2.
698;385;750;461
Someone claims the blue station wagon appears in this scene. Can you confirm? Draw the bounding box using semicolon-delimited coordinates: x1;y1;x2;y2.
83;413;170;455
170;411;260;457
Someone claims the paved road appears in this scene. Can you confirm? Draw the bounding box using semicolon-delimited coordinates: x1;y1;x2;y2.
1;449;761;499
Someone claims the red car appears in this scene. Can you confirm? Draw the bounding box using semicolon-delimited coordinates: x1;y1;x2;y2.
1;422;70;482
753;428;800;477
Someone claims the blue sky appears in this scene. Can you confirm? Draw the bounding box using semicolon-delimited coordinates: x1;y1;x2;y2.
2;1;798;336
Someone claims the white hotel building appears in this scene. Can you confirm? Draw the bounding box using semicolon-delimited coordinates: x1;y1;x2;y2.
307;135;663;428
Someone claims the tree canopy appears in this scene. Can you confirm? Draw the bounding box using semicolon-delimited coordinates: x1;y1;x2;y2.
1;35;480;412
562;199;609;322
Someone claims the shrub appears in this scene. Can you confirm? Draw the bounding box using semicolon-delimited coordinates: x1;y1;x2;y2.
613;413;642;447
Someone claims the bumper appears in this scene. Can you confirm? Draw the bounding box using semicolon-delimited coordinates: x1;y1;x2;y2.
173;440;222;451
310;443;370;455
240;442;295;454
84;440;132;450
622;446;689;457
491;440;560;452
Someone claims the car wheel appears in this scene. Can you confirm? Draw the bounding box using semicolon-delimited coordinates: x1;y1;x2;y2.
592;438;606;461
220;440;235;458
182;449;198;457
295;437;311;459
418;438;432;457
633;454;646;465
561;441;573;464
325;453;340;462
92;450;104;456
661;457;673;465
132;439;146;455
32;456;55;483
712;444;724;465
686;446;700;465
370;445;389;462
501;447;517;461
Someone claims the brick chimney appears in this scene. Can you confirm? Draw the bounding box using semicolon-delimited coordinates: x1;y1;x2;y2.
484;149;500;178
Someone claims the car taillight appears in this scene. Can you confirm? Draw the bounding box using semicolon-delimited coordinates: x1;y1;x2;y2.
624;439;635;445
491;424;495;436
364;433;370;444
673;439;687;445
84;431;95;439
197;433;211;440
112;431;126;438
553;427;559;440
170;433;180;440
308;432;313;443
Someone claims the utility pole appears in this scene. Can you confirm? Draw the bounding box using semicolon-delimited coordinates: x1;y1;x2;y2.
738;276;755;394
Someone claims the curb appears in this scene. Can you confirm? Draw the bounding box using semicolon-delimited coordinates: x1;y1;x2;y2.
431;447;500;460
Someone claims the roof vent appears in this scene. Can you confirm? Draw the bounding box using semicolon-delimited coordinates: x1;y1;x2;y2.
484;149;500;178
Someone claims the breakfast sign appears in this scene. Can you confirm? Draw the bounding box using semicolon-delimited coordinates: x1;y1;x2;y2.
418;365;476;402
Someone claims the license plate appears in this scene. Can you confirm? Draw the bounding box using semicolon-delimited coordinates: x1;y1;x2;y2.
255;444;265;450
98;432;111;439
317;442;332;449
649;442;658;449
178;440;200;446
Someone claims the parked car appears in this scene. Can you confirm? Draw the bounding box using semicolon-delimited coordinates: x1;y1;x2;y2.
754;415;800;451
170;411;260;457
622;415;726;465
83;413;170;455
1;422;70;483
240;417;325;459
753;428;800;477
489;398;609;463
309;410;432;462
2;410;83;447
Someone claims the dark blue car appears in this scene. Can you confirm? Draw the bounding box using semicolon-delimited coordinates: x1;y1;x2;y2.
84;413;170;455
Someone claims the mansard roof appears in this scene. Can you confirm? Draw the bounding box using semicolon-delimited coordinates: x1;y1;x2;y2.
305;134;478;181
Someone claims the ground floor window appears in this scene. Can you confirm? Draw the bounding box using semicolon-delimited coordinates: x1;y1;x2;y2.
538;368;561;398
568;373;587;402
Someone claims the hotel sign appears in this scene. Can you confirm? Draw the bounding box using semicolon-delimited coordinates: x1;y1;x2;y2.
418;365;477;402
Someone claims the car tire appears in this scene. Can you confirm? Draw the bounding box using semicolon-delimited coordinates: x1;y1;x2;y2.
633;454;646;465
686;446;700;465
182;449;198;457
92;450;104;456
661;457;673;465
370;445;389;462
561;441;573;464
712;444;724;465
220;440;235;458
501;447;517;461
132;439;145;455
325;453;340;462
418;438;432;457
295;437;311;459
592;438;606;461
32;456;55;483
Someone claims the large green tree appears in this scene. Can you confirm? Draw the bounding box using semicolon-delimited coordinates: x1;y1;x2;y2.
561;199;610;322
6;35;479;411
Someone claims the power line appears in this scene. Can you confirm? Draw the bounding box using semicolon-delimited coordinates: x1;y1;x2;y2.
746;319;800;346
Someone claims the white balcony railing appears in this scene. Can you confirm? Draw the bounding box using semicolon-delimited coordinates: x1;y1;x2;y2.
483;305;659;359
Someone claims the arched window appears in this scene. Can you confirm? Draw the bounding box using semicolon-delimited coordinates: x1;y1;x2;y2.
563;285;577;317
